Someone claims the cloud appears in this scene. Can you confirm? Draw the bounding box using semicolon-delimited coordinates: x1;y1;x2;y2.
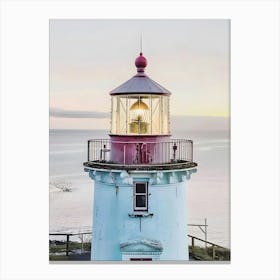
50;108;229;131
50;108;110;119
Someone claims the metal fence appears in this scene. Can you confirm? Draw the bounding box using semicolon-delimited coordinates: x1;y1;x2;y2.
87;139;193;164
49;232;92;256
49;233;228;260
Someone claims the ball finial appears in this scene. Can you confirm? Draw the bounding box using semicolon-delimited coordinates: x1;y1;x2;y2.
135;52;147;72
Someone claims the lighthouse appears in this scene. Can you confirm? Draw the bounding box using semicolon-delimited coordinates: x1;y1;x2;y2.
84;52;197;261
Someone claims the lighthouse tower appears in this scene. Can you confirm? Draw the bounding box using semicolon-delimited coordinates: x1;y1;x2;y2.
84;52;197;261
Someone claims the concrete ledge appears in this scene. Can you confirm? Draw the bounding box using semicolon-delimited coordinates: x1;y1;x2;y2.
83;160;197;171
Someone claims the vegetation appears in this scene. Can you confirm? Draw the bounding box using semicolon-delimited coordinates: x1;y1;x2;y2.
189;245;230;261
49;255;71;261
49;241;91;261
49;241;91;253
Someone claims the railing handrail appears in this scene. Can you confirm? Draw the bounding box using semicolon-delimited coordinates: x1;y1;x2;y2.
86;138;194;165
50;232;92;236
188;234;227;249
87;139;193;144
49;232;226;249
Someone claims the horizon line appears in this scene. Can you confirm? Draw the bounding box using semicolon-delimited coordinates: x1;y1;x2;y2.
49;107;230;119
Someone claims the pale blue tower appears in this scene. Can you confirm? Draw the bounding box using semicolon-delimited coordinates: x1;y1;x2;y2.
84;52;197;261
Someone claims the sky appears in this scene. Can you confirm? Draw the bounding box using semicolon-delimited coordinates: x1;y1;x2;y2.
49;19;230;130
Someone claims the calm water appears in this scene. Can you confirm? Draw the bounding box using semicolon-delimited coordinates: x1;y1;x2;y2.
49;129;230;247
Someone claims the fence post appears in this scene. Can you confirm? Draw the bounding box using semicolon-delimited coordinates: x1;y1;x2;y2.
191;236;195;252
81;233;84;253
189;140;193;162
205;218;207;249
66;234;70;256
87;141;90;161
212;245;215;260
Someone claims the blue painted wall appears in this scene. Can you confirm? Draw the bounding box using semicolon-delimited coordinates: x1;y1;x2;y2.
89;169;196;261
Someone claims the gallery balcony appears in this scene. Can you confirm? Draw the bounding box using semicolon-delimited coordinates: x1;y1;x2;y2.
83;139;197;171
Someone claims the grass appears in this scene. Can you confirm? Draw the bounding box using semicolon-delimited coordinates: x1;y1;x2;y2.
189;245;230;261
49;241;91;261
49;241;91;253
49;255;71;261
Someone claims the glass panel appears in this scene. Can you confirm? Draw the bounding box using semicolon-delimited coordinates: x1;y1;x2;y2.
162;96;170;134
151;96;160;134
136;183;146;193
111;94;170;135
111;97;117;134
136;195;146;207
119;97;127;134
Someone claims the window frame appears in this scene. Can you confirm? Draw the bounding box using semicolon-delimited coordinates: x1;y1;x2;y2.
133;181;148;211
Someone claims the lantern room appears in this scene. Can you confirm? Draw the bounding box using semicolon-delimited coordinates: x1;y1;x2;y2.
110;94;170;135
110;53;171;136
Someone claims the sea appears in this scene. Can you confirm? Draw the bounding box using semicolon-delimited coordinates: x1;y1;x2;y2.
49;129;230;248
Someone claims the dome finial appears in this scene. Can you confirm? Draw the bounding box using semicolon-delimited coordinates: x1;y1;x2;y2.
135;52;147;72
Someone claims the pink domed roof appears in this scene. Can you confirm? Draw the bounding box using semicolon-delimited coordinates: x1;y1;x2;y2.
109;52;171;96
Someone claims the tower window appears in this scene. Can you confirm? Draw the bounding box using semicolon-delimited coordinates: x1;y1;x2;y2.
133;182;148;211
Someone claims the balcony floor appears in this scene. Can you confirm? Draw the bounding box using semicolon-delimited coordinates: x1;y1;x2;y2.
83;160;197;171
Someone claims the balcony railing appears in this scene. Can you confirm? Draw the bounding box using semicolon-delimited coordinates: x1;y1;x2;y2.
86;139;193;166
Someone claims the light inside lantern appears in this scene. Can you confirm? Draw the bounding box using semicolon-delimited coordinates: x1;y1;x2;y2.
129;98;149;133
110;95;170;135
130;98;149;120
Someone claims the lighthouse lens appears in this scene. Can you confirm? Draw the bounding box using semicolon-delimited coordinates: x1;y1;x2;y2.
130;99;149;120
129;97;149;134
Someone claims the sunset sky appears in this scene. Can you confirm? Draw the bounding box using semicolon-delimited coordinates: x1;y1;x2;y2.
50;19;230;130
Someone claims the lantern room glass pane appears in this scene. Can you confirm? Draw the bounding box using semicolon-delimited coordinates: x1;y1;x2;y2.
111;96;117;133
110;95;170;135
